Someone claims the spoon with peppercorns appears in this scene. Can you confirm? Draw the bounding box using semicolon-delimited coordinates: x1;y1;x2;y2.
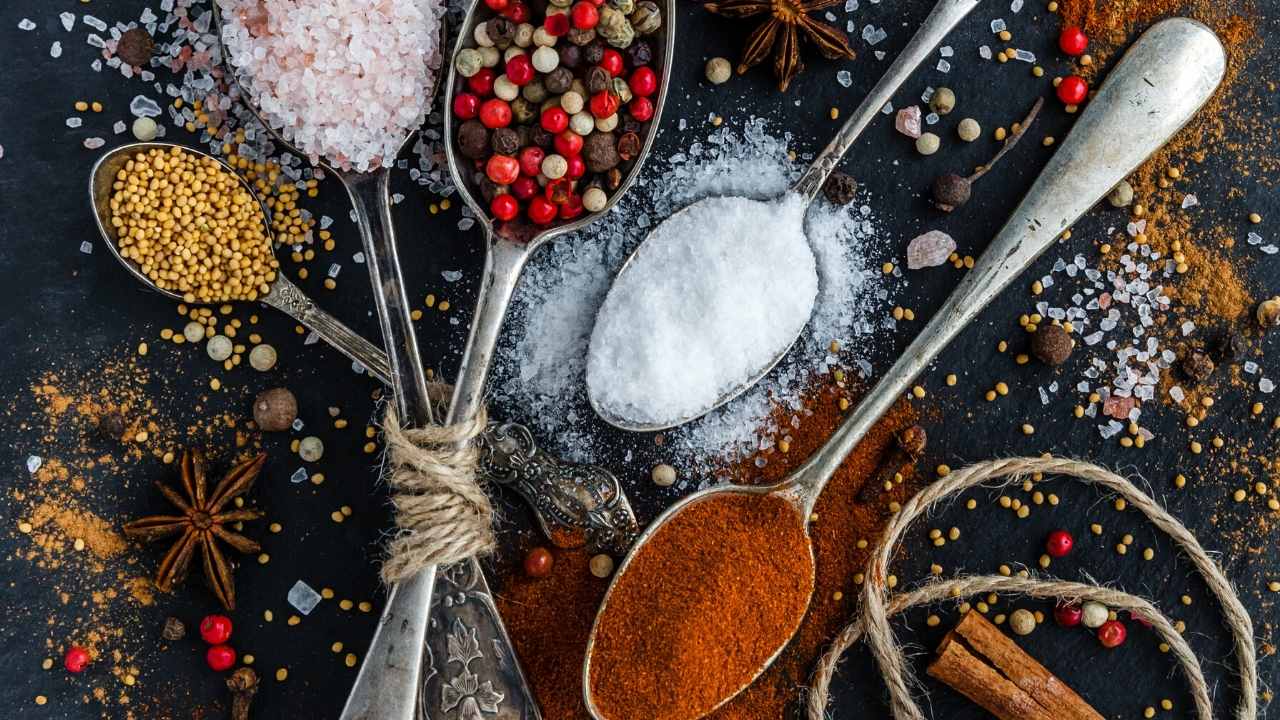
584;18;1225;719
586;0;982;432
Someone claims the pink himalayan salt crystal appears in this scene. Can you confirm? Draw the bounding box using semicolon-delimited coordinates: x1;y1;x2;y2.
895;105;922;139
1103;395;1138;420
218;0;444;173
905;229;955;269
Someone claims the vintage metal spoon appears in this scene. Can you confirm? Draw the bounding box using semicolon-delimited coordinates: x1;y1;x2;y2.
586;0;981;432
583;17;1226;719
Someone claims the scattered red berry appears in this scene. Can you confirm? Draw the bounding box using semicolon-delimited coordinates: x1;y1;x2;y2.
199;615;234;645
629;96;655;122
540;106;569;134
1097;619;1127;648
506;54;535;85
518;146;545;177
1058;26;1088;56
554;130;584;157
528;196;557;225
452;93;479;119
588;90;619;119
560;192;585;219
544;12;571;36
524;547;554;577
64;646;91;673
206;644;237;671
1053;602;1082;627
571;1;599;30
467;68;496;96
479;98;512;129
545;177;574;204
511;176;539;200
502;1;530;22
598;49;624;76
629;66;657;97
1045;529;1074;558
483;0;509;10
1056;75;1088;105
491;193;520;221
564;154;586;179
486;154;520;185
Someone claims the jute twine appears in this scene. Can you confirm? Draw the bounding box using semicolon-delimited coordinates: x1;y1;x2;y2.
377;388;495;584
806;456;1257;720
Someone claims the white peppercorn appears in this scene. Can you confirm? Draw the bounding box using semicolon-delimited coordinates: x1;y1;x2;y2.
473;22;495;47
929;86;955;115
1081;601;1108;629
560;90;585;115
541;154;568;179
569;112;595;136
503;46;525;63
531;45;559;73
131;116;158;142
206;335;233;362
1108;180;1134;207
915;132;941;155
957;117;981;142
514;22;535;47
493;75;519;101
651;463;677;487
1009;608;1036;636
183;321;206;343
583;187;608;213
594;113;619;132
298;436;325;462
705;56;732;85
589;553;615;578
454;48;483;77
532;26;557;47
249;344;277;372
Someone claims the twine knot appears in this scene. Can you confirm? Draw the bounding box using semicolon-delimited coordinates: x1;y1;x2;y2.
378;397;495;584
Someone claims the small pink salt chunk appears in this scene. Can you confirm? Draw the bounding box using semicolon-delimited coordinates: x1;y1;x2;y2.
906;230;956;270
1098;292;1111;309
1102;395;1137;420
895;105;922;139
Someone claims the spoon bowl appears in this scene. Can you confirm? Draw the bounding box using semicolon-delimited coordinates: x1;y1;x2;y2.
582;16;1226;719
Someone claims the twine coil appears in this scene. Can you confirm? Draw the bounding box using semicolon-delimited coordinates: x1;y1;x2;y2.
807;456;1257;720
378;393;495;584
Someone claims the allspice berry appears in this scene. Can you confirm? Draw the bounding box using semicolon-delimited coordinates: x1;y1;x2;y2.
1009;608;1037;636
915;132;941;155
583;131;620;172
116;28;155;67
956;117;981;142
253;388;298;432
1256;296;1280;328
823;172;858;206
928;86;956;115
705;57;732;85
1031;323;1073;366
1178;349;1215;384
1107;180;1134;207
458;120;490;160
931;173;971;212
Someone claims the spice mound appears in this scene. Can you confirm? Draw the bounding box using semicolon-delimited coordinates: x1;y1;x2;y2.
586;491;815;720
108;146;279;303
218;0;443;172
587;194;816;428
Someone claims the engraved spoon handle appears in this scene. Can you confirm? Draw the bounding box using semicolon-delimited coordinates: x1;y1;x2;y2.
260;274;393;379
790;0;981;204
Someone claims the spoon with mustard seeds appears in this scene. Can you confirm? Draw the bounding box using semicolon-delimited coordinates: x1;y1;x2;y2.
583;18;1226;720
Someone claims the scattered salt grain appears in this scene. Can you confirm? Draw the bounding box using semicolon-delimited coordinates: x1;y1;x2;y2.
1181;194;1199;209
979;45;992;60
1010;0;1024;12
129;95;162;118
287;580;322;615
50;42;63;58
18;19;36;31
906;230;955;269
936;59;951;73
587;195;816;427
27;455;42;473
60;12;76;31
66;117;83;129
939;46;954;57
990;18;1007;33
1013;49;1036;63
79;241;94;254
83;137;106;150
82;15;107;31
1262;378;1276;394
289;467;308;484
862;25;887;45
836;70;853;88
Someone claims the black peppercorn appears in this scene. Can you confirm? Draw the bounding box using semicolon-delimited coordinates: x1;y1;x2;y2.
491;127;520;156
626;40;653;67
531;127;554;148
545;66;574;94
116;27;155;67
487;17;515;48
587;66;611;95
568;27;596;46
822;172;858;206
932;173;971;212
457;120;490;160
584;39;605;65
616;132;641;161
1213;330;1247;363
583;132;620;172
1178;349;1215;384
557;45;582;70
621;117;643;135
1031;324;1073;366
478;176;501;203
97;411;127;441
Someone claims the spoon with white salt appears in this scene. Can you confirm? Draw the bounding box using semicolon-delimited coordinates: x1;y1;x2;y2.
586;0;981;432
584;18;1226;719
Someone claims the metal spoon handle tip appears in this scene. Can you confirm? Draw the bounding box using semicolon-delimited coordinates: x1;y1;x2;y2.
790;0;981;204
790;17;1226;511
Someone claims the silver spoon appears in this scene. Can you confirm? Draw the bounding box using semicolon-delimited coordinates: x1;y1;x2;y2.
586;0;980;432
582;16;1226;719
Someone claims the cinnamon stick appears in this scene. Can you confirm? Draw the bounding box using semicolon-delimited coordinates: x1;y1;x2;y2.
926;610;1103;720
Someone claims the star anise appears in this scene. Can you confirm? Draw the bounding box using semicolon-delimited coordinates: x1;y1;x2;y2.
123;450;266;611
704;0;856;91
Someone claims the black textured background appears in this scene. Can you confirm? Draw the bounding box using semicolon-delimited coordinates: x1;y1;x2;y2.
2;0;1279;717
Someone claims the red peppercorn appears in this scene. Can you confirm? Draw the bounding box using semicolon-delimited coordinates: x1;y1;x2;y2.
540;106;569;134
199;614;233;645
518;146;545;177
560;192;585;219
479;98;512;129
565;154;586;179
467;68;496;97
1058;26;1088;56
506;54;535;86
629;96;654;122
1045;529;1074;558
511;176;539;200
483;0;509;11
554;130;584;157
1056;75;1088;106
502;1;530;22
491;193;520;221
528;196;557;225
571;1;599;30
486;154;520;185
206;644;237;671
524;547;554;577
545;177;574;204
544;12;571;36
452;93;479;119
598;49;624;76
629;66;657;97
64;646;91;673
588;91;619;119
1053;602;1082;627
1097;619;1127;648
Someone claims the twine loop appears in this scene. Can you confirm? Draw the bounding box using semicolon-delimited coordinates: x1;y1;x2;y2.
378;390;495;584
807;456;1257;720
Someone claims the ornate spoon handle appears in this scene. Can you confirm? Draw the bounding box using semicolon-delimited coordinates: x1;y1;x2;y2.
261;275;392;378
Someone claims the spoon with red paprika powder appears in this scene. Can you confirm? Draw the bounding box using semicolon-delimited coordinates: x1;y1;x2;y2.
583;17;1225;720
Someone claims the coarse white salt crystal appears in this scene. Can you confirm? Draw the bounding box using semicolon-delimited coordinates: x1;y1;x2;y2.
990;18;1006;32
1011;0;1024;12
1169;385;1185;403
939;46;953;57
113;120;127;134
50;41;63;58
66;117;83;128
979;45;992;59
27;455;43;473
845;0;858;9
289;467;308;484
18;19;36;31
82;15;107;31
442;270;463;282
1262;245;1279;255
60;12;75;31
836;70;853;87
587;195;816;428
1181;193;1198;209
288;580;322;614
1263;378;1276;394
291;418;305;432
1014;49;1035;63
1247;232;1263;245
83;137;106;149
937;59;951;73
0;145;4;160
79;241;94;254
129;95;162;118
862;25;887;45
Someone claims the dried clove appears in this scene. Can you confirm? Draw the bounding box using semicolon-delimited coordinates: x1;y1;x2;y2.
931;97;1044;212
1178;349;1215;384
227;667;259;720
161;616;186;641
858;424;927;503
